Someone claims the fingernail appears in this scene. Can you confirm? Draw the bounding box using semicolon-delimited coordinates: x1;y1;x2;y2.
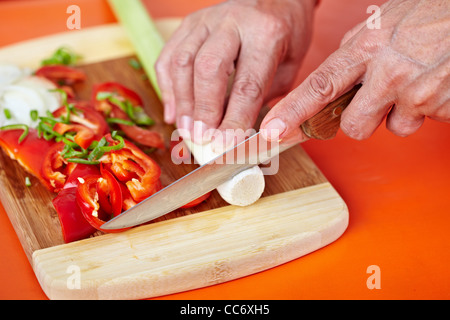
164;102;176;124
193;120;212;144
261;118;286;141
177;115;193;139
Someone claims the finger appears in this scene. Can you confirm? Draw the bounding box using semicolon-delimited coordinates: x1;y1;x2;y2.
263;60;300;104
155;43;177;124
260;46;367;141
212;33;286;151
385;104;425;137
403;56;450;123
340;21;365;47
191;27;240;144
155;20;198;124
339;81;395;140
169;26;210;136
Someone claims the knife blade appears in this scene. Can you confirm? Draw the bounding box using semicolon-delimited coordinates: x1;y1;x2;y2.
101;84;361;230
101;131;294;230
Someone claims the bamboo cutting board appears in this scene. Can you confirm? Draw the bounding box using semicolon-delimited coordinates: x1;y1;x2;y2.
0;21;348;300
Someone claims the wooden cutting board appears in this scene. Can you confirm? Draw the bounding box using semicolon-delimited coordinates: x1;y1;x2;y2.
0;21;348;300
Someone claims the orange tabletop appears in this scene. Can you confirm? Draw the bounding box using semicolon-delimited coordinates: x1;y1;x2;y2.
0;0;449;300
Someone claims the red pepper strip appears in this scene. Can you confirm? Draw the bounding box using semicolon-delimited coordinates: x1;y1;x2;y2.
52;187;97;243
181;192;212;209
76;174;129;233
92;82;143;108
109;104;165;149
35;65;86;86
103;134;161;203
99;164;123;217
91;82;165;149
62;163;101;189
119;182;138;211
40;142;76;193
52;104;109;139
0;128;55;187
52;163;101;242
52;122;95;150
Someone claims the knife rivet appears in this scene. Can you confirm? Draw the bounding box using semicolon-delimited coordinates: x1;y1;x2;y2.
332;106;344;116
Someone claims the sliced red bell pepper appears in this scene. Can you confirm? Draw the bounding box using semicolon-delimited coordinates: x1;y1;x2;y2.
35;65;86;86
109;104;165;149
52;163;101;243
92;82;165;149
76;174;128;233
52;122;95;150
52;104;109;139
98;164;123;217
102;134;162;203
52;187;97;243
181;192;212;209
62;163;101;189
40;142;76;193
0;128;55;187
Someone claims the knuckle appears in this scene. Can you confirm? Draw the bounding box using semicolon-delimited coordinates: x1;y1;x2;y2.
340;116;369;140
307;71;335;102
233;78;263;102
409;87;432;108
262;14;290;38
194;101;223;119
222;110;254;130
171;49;195;69
194;53;226;79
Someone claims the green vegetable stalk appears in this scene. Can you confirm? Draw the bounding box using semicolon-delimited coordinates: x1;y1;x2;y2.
108;0;165;99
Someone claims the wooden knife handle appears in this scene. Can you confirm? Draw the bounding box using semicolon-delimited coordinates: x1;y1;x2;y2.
301;84;362;140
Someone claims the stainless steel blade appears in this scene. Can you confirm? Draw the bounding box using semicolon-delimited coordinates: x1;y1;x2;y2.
101;131;295;230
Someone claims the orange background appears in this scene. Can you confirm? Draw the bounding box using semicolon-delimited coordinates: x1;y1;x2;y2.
0;0;449;300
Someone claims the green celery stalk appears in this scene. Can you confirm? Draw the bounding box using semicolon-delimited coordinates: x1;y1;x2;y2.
108;0;165;99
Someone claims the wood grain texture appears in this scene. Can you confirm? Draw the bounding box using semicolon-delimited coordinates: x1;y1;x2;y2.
33;182;347;300
0;21;348;299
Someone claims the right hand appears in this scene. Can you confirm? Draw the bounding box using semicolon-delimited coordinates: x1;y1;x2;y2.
155;0;316;147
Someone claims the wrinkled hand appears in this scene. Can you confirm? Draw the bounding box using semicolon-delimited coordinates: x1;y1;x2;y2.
155;0;316;146
261;0;450;143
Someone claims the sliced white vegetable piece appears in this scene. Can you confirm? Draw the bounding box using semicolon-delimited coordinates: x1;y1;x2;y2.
0;63;31;87
183;139;265;207
0;75;60;127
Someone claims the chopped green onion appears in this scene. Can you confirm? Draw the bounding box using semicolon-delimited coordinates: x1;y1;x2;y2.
25;176;31;187
106;117;135;126
96;92;113;100
128;58;142;70
30;110;38;122
97;92;155;128
66;158;100;165
0;124;29;143
100;134;125;152
87;137;108;161
41;47;82;66
132;107;154;126
3;108;12;120
49;88;68;105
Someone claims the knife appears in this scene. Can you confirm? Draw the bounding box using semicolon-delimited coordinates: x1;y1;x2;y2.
101;85;361;230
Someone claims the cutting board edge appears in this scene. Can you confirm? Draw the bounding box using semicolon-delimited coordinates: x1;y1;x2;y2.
0;19;181;68
31;182;348;300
